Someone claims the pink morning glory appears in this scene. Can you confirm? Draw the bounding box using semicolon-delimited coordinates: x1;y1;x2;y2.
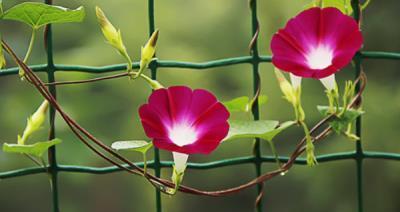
271;7;363;89
139;86;230;173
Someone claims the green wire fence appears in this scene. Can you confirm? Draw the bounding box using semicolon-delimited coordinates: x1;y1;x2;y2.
1;0;400;212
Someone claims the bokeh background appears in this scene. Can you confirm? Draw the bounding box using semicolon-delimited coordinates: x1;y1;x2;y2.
1;0;400;211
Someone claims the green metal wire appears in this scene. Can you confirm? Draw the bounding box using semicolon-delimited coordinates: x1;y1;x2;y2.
0;0;400;211
147;1;162;212
1;151;399;180
44;0;60;212
249;0;264;211
1;51;400;76
352;1;363;211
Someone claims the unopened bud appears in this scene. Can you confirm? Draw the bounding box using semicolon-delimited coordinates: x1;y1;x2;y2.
136;30;159;77
95;6;128;59
274;69;298;105
19;100;49;144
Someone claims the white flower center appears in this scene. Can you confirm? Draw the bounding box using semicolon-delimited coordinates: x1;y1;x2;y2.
306;46;333;70
168;123;198;147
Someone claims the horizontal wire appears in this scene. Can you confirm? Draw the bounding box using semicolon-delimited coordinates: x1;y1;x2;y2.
1;51;399;76
1;151;399;179
360;51;400;60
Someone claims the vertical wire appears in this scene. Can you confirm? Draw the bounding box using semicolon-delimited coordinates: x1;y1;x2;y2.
249;0;263;211
351;1;364;212
44;0;59;211
148;0;162;211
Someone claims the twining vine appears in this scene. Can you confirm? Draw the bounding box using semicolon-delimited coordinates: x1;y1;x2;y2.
0;0;376;210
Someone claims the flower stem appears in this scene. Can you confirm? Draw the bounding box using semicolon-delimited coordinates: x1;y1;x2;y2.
142;153;148;175
20;29;36;78
300;121;317;166
139;73;164;89
361;0;371;10
267;140;282;169
24;153;44;167
125;55;133;74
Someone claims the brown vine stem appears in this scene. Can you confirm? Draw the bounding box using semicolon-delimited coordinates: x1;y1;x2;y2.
1;39;366;197
45;72;129;86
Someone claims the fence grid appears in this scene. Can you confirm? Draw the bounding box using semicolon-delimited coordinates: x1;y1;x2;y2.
1;0;400;212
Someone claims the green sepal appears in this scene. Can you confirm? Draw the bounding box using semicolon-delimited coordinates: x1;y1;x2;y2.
166;166;185;195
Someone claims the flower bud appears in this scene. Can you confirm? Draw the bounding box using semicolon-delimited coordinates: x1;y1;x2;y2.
274;69;298;105
95;6;129;60
136;30;159;77
19;100;49;144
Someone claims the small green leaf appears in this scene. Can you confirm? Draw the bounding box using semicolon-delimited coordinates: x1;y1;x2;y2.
224;120;295;142
111;140;153;154
317;105;364;133
223;95;268;113
3;138;62;157
223;96;249;112
2;2;85;29
305;0;353;14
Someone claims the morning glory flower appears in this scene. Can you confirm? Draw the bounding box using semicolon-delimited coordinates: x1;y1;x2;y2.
271;7;363;90
139;86;230;191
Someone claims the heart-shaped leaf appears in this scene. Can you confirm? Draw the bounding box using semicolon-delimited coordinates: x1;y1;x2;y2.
111;140;153;154
2;2;85;29
224;120;295;142
3;138;62;157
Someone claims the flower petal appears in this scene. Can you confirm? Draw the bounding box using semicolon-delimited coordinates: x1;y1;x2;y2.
271;7;363;79
173;152;189;173
166;86;193;122
320;74;336;90
290;73;302;89
139;104;168;139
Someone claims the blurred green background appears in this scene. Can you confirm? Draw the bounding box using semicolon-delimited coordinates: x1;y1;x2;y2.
1;0;400;211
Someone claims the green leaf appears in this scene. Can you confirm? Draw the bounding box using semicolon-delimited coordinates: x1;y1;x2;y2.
317;105;364;133
258;95;268;106
111;140;153;154
3;138;62;157
261;121;297;141
2;2;85;29
224;120;295;142
223;95;268;113
305;0;353;14
0;0;3;16
223;96;249;112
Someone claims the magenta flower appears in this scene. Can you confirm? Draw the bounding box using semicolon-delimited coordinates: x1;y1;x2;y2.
139;86;230;173
271;7;363;89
